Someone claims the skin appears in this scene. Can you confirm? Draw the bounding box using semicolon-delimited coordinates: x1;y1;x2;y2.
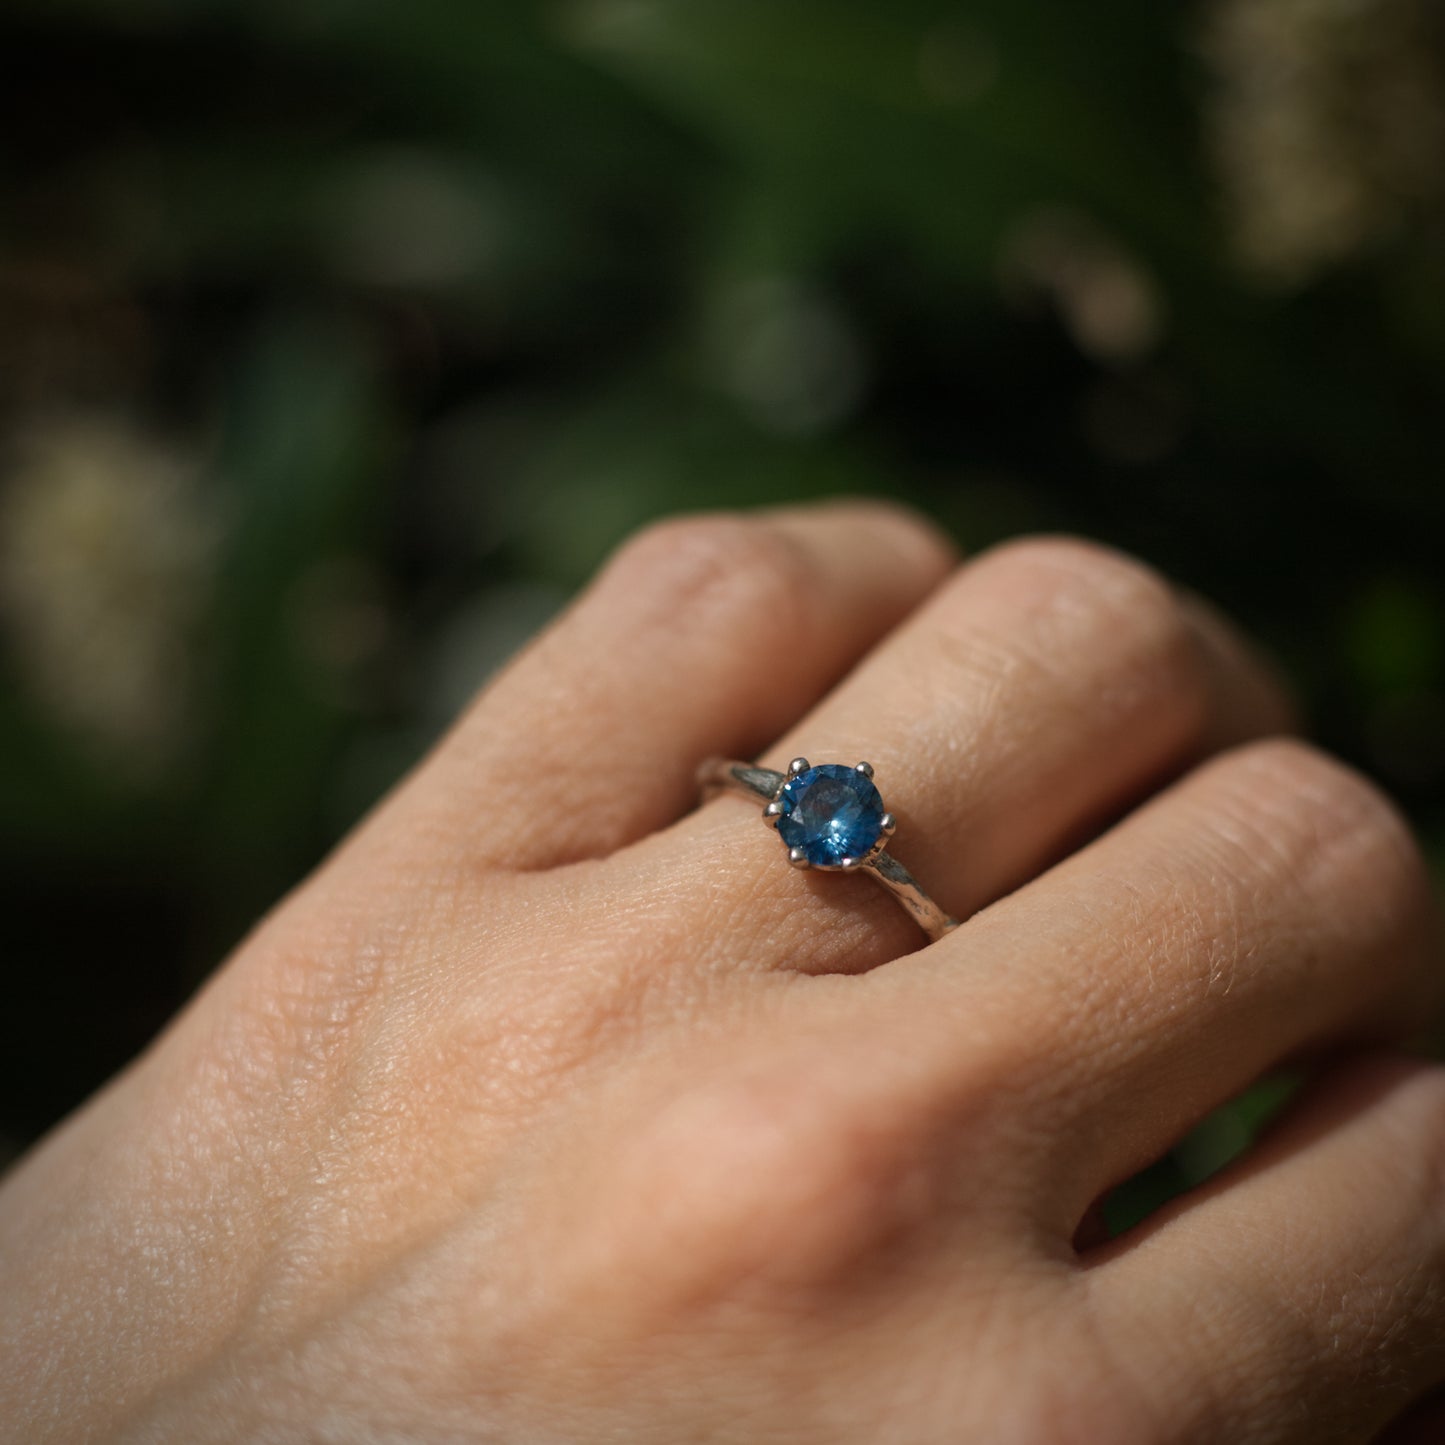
1;499;1443;1444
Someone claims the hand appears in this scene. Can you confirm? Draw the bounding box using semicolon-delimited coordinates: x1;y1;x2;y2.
3;502;1442;1443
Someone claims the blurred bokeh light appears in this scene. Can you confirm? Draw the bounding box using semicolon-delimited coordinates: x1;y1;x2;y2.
2;1;1443;1220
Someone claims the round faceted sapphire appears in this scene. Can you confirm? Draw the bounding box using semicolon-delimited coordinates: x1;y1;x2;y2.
775;764;885;867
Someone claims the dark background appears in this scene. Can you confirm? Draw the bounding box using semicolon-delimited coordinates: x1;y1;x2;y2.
2;1;1443;1216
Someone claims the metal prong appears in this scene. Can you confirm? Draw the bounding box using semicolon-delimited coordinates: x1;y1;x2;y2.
840;856;862;871
879;812;896;836
788;847;811;869
788;757;810;777
855;760;874;779
762;800;783;828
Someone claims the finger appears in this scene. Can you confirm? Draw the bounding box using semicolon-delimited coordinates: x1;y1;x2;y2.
872;738;1442;1230
1086;1054;1445;1442
655;536;1295;974
368;501;957;870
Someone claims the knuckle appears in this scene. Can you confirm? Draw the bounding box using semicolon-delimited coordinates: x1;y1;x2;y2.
603;512;813;639
981;535;1180;629
1214;738;1429;909
1037;1394;1153;1445
584;1054;934;1313
965;535;1197;691
987;1370;1150;1445
962;1298;1171;1445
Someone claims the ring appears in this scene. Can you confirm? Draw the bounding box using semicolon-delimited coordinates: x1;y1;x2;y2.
698;757;960;943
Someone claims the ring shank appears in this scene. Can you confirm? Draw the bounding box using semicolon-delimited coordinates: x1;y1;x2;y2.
698;758;959;943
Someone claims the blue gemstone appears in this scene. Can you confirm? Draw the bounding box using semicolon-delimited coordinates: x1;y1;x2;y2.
776;764;885;867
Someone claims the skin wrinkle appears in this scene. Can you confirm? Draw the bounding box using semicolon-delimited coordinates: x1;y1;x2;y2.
925;570;1195;776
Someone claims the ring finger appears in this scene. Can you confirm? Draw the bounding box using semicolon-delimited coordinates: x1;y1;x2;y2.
643;536;1294;975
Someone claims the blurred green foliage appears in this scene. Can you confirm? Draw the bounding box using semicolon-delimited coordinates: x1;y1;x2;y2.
2;1;1443;1223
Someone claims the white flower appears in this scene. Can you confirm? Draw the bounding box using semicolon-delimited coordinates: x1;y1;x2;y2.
1200;0;1445;285
0;416;217;776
